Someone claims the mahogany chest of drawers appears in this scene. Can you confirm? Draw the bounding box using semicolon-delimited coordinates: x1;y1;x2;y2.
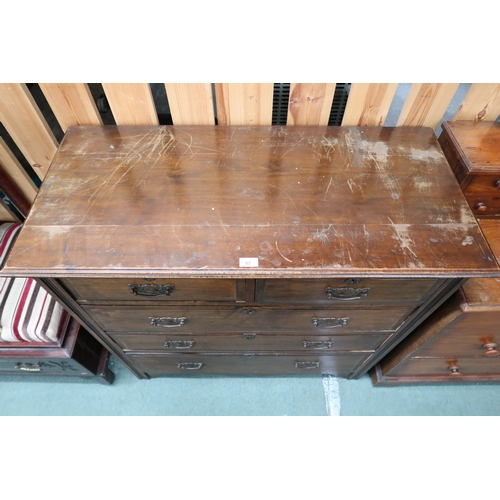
4;125;500;379
439;121;500;218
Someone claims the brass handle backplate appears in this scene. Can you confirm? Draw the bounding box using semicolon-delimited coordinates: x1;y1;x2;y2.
164;340;195;349
303;340;334;349
129;284;174;296
325;287;369;300
312;317;349;328
177;362;203;370
150;317;186;328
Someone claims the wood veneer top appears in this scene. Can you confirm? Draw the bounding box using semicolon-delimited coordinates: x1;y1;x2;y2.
4;125;499;278
441;121;500;172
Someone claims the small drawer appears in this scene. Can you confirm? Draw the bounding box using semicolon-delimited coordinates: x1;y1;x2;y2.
62;278;246;302
126;352;369;377
256;278;440;305
386;356;500;377
111;332;387;352
84;305;413;334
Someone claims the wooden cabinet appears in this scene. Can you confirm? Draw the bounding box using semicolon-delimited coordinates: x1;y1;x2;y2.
3;125;500;379
439;121;500;218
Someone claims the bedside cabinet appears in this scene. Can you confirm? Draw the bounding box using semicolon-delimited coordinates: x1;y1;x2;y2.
438;121;500;218
372;220;500;385
4;125;500;380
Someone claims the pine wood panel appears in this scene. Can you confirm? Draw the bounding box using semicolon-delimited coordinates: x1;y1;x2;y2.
164;84;215;125
452;83;500;122
0;199;19;221
286;83;336;126
396;83;460;129
342;83;398;126
215;84;273;125
39;83;103;132
101;84;159;125
0;83;58;179
0;138;38;203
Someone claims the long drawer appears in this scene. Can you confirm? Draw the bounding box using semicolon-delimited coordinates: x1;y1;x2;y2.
62;278;246;302
126;352;368;377
387;356;500;377
84;305;413;333
111;331;388;352
256;278;440;305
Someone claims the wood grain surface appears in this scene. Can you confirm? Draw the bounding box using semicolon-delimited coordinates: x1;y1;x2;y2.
165;84;215;125
4;125;499;278
342;83;398;126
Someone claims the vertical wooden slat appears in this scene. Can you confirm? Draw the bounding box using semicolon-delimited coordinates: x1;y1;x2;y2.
452;83;500;122
101;83;159;125
165;84;215;125
0;200;19;222
0;138;38;203
215;84;274;125
39;83;103;132
0;83;58;179
342;83;398;126
396;83;460;129
286;83;336;126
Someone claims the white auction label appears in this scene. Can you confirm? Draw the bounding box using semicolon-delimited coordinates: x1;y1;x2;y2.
239;257;259;267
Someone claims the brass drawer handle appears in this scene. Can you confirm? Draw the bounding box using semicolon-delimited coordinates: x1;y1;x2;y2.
303;340;334;349
15;362;42;372
150;317;186;328
164;340;195;349
295;361;321;369
325;287;369;300
312;317;349;328
483;342;499;357
177;362;203;370
129;284;174;296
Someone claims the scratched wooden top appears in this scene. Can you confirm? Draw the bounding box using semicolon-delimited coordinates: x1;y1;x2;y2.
4;125;500;278
441;121;500;172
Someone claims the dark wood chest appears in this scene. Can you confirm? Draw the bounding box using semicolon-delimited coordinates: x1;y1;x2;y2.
4;125;499;379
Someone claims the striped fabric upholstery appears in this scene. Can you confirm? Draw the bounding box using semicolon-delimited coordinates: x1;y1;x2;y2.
0;223;67;343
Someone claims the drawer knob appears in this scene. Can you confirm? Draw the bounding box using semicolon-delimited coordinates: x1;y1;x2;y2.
303;340;334;349
447;363;462;376
312;317;349;328
475;202;487;212
482;342;500;357
129;284;174;296
164;340;195;349
177;362;203;370
325;287;369;300
15;362;42;372
150;317;186;328
495;180;500;189
295;361;321;370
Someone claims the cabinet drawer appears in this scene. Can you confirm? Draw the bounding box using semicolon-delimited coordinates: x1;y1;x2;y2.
387;356;500;377
256;278;440;305
62;278;245;302
111;332;387;352
127;352;368;377
85;305;412;334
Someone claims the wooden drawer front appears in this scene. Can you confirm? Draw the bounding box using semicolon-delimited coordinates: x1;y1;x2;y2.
85;305;412;334
127;352;368;377
111;332;387;352
388;357;500;377
62;278;245;302
0;358;87;375
256;278;439;305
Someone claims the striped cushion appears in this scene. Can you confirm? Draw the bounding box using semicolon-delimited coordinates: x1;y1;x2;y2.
0;222;67;343
0;277;67;342
0;222;23;267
